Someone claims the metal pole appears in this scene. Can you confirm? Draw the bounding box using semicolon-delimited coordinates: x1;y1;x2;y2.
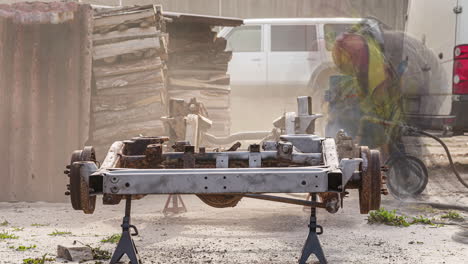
243;194;326;208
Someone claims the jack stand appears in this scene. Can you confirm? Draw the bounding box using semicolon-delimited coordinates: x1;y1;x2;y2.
162;194;187;215
299;193;327;264
110;196;142;264
302;193;311;212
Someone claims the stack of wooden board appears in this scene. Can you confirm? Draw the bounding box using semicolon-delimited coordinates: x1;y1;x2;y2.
166;22;231;136
90;5;168;157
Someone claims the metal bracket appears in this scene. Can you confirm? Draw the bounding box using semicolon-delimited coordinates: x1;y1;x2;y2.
339;158;362;186
249;152;261;168
216;154;229;168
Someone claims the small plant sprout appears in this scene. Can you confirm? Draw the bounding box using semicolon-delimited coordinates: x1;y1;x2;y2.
22;254;55;264
441;210;464;221
48;230;72;236
0;232;19;240
411;216;435;226
0;220;9;226
367;208;411;227
31;223;49;227
101;234;121;243
13;245;37;251
90;246;112;260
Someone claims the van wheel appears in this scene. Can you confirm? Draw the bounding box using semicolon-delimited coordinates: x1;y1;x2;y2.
385;155;428;199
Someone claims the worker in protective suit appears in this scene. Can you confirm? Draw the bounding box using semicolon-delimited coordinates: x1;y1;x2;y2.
330;23;406;155
325;21;447;199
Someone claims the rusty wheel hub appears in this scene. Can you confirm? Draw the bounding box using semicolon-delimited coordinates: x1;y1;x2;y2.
67;146;97;214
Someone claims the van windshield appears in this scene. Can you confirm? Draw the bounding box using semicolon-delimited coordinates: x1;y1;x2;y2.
226;25;262;52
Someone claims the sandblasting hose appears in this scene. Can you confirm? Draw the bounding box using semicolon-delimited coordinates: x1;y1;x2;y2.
361;116;468;189
415;130;468;189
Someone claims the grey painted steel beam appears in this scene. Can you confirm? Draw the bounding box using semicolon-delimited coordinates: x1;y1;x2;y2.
101;167;330;195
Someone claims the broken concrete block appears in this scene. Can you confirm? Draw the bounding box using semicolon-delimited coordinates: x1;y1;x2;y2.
57;245;93;262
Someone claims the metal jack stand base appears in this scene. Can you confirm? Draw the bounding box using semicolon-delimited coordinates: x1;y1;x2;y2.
110;197;142;264
299;194;327;264
163;194;187;215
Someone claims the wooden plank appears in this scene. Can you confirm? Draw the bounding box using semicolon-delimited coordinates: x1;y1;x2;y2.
93;5;154;17
168;69;226;78
168;37;226;53
169;74;229;85
94;9;155;28
96;69;163;90
92;92;164;112
168;63;228;72
93;102;166;129
96;83;164;96
93;57;162;78
169;40;214;53
93;38;160;60
168;78;230;91
93;26;161;46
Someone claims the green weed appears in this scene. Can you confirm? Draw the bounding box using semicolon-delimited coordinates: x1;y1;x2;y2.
441;211;464;221
73;240;112;261
12;227;24;231
12;245;37;251
368;208;411;227
30;223;49;227
22;254;55;264
411;216;435;225
89;246;112;260
48;230;72;236
100;234;121;243
0;232;19;240
0;220;9;226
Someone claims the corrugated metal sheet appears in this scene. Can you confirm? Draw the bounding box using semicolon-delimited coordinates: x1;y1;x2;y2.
0;2;93;202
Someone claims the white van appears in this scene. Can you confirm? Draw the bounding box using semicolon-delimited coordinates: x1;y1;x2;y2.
406;0;468;134
218;18;366;132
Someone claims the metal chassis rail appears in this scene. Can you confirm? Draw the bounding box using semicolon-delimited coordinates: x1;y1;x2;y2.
102;167;330;194
76;159;362;196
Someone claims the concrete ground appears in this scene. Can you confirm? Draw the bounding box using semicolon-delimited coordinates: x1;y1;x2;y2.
0;169;467;264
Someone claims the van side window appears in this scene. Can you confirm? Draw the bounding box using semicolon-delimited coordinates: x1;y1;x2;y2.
226;26;262;52
324;24;354;51
271;25;317;52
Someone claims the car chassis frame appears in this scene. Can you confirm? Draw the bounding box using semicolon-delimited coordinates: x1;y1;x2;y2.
65;97;384;264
